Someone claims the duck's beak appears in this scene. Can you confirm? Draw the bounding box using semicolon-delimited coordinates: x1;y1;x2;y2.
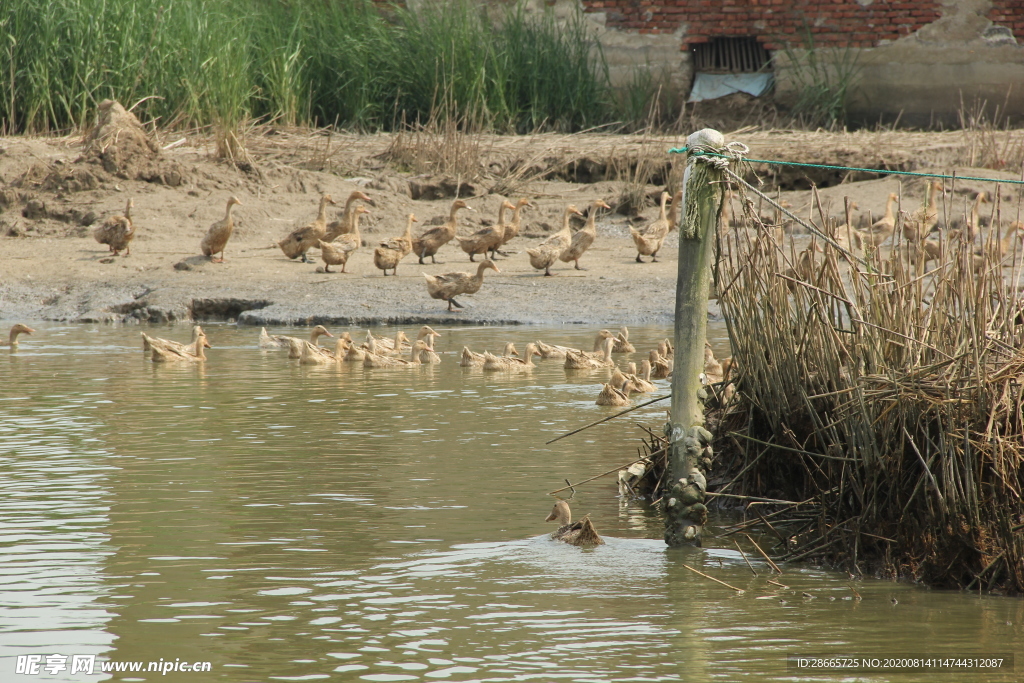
203;338;212;348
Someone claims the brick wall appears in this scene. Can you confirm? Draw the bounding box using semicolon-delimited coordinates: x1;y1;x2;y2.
582;0;941;49
989;0;1024;41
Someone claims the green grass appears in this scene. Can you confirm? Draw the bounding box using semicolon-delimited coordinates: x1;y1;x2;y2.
0;0;619;135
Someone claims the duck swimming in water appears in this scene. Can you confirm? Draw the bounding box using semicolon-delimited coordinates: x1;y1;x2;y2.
545;500;604;546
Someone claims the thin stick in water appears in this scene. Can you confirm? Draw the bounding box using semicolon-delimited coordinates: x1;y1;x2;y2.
681;563;745;593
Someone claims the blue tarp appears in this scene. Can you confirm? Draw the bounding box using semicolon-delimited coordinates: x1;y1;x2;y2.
688;72;774;103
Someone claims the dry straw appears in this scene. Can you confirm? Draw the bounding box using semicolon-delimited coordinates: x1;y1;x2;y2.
716;177;1024;594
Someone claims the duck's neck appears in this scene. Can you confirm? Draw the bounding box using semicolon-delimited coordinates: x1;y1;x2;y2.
559;209;574;237
350;212;363;240
394;332;405;349
511;202;527;225
224;201;236;223
497;203;509;227
668;191;682;227
124;200;133;221
883;195;896;223
403;216;414;241
658;193;668;222
448;205;464;229
317;197;330;224
583;206;599;234
310;329;325;345
9;329;22;346
600;337;614;363
475;261;490;279
409;344;422;364
192;338;207;360
503;342;516;357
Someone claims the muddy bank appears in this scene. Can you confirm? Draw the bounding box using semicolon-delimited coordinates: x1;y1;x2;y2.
2;126;1020;327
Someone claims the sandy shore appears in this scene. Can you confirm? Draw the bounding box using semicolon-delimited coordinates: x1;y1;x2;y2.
2;127;1019;327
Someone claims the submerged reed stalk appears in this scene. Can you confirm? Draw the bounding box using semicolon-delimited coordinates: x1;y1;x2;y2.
716;182;1024;594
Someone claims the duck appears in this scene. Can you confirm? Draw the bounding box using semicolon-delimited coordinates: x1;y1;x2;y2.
423;259;499;311
703;342;725;384
630;191;671;262
649;349;672;379
150;330;209;363
905;181;944;241
418;329;444;364
565;333;616;370
526;204;583;276
200;196;242;262
545;500;604;546
596;379;634;406
498;198;532;251
972;220;1024;268
628;359;658;393
612;326;635;353
964;191;990;241
364;328;422;355
278;193;337;262
559;199;610;270
319;205;369;273
299;336;352;365
373;213;417;276
456;200;515;261
363;340;431;368
535;340;582;360
3;323;35;348
260;325;335;354
460;342;518;367
412;199;474;264
482;342;541;372
864;192;898;247
142;325;210;355
93;198;135;256
259;325;337;349
666;189;683;232
324;190;372;241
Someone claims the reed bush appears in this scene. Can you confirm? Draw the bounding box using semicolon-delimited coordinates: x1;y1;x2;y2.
0;0;613;136
715;184;1024;593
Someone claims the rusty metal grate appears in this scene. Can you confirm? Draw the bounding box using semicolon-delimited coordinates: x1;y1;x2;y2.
692;37;770;74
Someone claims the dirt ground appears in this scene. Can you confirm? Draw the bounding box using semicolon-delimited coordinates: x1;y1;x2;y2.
2;119;1022;327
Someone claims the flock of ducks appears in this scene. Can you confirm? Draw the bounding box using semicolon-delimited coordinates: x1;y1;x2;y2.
6;320;730;548
92;189;682;312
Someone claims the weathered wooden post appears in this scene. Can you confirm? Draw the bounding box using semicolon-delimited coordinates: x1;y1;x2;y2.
664;129;726;548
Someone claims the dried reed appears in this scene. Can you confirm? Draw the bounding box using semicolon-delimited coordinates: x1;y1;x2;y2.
715;179;1024;594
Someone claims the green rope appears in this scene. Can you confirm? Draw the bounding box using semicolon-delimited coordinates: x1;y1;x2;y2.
667;147;1024;186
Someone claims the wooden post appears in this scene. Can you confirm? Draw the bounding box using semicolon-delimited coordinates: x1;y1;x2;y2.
664;129;725;548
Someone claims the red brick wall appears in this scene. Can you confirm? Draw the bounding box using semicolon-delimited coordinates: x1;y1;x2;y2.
989;0;1024;41
582;0;941;49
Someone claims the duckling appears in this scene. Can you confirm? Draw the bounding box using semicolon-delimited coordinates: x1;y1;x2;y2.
565;334;616;370
373;213;417;276
278;193;337;262
559;199;610;270
596;379;633;406
412;199;474;264
630;191;670;262
319;205;369;273
363;340;431;369
612;326;635;353
424;259;500;311
545;500;604;546
460;342;518;367
93;198;135;256
142;325;210;355
482;342;541;372
324;190;372;241
150;330;209;363
200;196;242;263
864;192;898;247
526;205;583;276
498;198;533;252
456;200;515;261
3;323;35;348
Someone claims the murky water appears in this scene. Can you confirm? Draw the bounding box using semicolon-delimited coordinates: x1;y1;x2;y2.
1;324;1021;682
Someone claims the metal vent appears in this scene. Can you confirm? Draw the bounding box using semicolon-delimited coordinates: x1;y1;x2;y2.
692;37;770;74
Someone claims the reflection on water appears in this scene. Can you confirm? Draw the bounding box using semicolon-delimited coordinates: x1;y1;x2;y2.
1;324;1021;682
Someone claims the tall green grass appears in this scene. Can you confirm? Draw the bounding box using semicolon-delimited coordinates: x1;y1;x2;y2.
0;0;617;135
